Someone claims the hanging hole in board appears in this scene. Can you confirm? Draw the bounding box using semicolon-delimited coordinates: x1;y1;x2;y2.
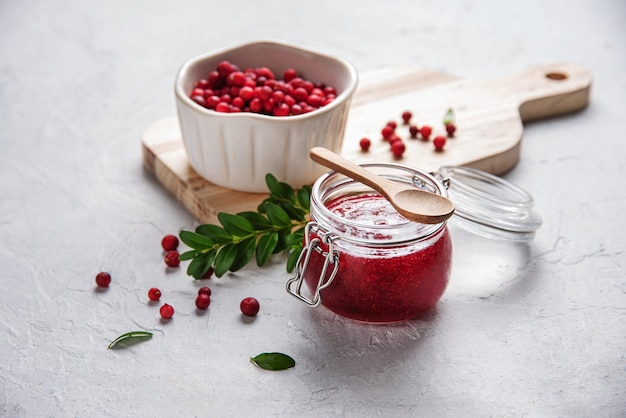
545;72;568;81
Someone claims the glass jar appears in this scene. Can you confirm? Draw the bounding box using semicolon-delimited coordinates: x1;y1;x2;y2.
286;163;453;323
286;162;542;323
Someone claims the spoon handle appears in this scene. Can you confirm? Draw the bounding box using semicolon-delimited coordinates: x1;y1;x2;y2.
309;147;396;198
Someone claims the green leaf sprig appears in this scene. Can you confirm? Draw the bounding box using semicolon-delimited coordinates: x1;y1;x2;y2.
179;174;311;279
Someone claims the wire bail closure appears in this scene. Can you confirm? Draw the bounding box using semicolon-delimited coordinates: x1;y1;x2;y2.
286;222;340;307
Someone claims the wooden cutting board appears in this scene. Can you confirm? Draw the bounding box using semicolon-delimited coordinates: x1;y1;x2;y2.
142;63;591;224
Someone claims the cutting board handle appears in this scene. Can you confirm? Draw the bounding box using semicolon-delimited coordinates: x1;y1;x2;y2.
498;63;592;122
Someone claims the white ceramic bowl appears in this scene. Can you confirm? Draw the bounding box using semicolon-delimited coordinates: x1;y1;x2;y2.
174;40;358;193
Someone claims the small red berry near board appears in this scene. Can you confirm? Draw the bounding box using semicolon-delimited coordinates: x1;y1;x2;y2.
391;141;406;158
240;297;260;317
164;251;180;268
95;272;111;288
161;235;179;251
401;111;412;124
159;303;174;319
195;294;211;310
409;125;419;139
445;123;456;137
148;287;162;301
198;287;212;296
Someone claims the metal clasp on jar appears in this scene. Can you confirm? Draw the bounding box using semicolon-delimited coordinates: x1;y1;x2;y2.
286;221;340;307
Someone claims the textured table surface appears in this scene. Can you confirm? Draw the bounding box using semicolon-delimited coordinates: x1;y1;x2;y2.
1;1;624;417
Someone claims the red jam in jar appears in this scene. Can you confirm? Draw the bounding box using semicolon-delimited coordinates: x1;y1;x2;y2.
287;163;453;323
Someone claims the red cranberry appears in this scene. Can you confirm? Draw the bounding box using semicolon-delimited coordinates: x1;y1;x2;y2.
202;267;214;279
409;125;419;138
307;94;323;107
164;251;180;268
161;235;179;251
433;135;447;151
387;121;398;130
95;272;111;288
255;67;274;80
215;102;230;113
191;95;206;107
148;287;162;301
293;87;308;102
198;286;212;296
206;95;220;109
401;111;412;124
207;71;221;88
391;141;406;158
283;68;298;82
381;125;394;140
291;104;304;115
160;303;174;319
250;98;262;113
227;71;246;86
239;86;254;101
195;294;211;310
273;103;290;116
359;137;371;152
272;90;285;103
240;297;260;316
445;123;456;137
232;96;245;109
419;125;432;140
216;61;233;78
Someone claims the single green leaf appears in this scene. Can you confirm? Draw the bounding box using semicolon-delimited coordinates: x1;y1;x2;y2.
250;352;295;371
443;108;455;126
187;251;216;279
265;203;291;227
196;224;232;244
218;212;255;237
178;249;198;261
179;230;214;250
230;238;256;272
284;232;304;248
213;244;238;277
237;211;273;230
286;247;303;273
296;187;311;210
108;331;153;349
278;202;307;222
256;232;279;267
265;173;284;198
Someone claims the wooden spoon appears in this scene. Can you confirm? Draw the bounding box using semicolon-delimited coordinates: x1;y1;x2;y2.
309;147;455;224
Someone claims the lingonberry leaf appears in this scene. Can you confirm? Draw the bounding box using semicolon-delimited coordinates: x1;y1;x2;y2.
230;238;256;272
179;230;214;250
218;212;255;237
286;247;303;273
296;187;311;210
196;224;232;244
256;232;279;267
187;250;216;279
178;249;198;261
250;352;295;371
107;331;153;349
265;202;291;227
237;211;273;230
265;173;285;198
213;243;238;277
443;108;455;126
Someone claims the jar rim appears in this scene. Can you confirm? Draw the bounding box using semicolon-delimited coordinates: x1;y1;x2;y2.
310;162;448;245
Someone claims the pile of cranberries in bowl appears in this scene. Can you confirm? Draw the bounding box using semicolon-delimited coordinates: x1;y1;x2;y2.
174;40;358;193
188;60;338;117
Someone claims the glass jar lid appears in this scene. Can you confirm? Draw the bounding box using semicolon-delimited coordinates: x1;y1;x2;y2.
436;166;542;243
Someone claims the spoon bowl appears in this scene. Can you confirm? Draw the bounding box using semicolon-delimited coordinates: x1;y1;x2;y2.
309;147;455;224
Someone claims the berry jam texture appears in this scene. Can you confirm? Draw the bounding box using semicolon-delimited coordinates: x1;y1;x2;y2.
304;193;452;322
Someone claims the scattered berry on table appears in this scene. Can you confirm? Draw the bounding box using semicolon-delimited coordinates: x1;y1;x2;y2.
419;125;432;141
445;123;456;137
391;141;406;158
381;125;394;140
240;297;260;317
95;272;111;288
401;111;412;124
409;125;419;139
359;137;371;152
160;303;175;319
148;287;162;301
195;294;211;310
433;135;447;151
164;251;180;268
386;121;397;130
161;235;179;251
198;287;212;296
